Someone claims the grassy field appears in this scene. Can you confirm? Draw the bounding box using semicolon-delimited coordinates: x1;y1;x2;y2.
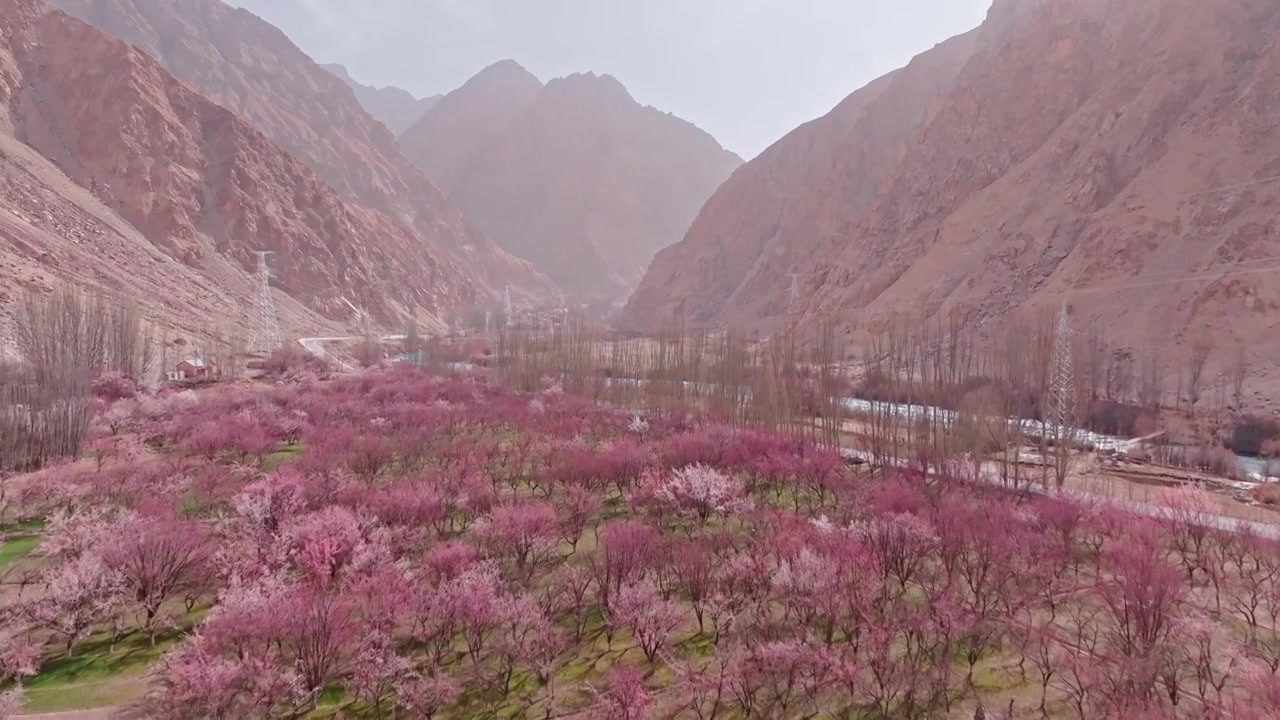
0;536;39;568
18;630;182;713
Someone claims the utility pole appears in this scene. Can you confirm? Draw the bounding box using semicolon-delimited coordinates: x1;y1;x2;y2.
250;251;282;354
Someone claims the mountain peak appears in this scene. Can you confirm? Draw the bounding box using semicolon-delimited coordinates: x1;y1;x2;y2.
464;59;543;93
401;61;741;302
321;62;353;82
49;0;555;316
545;71;633;105
320;62;438;135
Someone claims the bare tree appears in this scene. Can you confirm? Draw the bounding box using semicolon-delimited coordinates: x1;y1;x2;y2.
1185;339;1212;413
404;317;424;365
15;285;105;384
4;285;100;471
1080;328;1107;403
1231;343;1249;409
1139;351;1164;411
1104;349;1133;403
353;309;383;369
103;297;155;380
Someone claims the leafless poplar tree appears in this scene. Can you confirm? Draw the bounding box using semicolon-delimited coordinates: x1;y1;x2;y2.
1231;343;1249;409
1138;351;1164;411
4;286;99;471
1104;349;1133;403
1185;339;1212;414
103;296;155;379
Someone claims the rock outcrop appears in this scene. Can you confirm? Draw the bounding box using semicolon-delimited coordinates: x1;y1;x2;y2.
401;60;742;302
323;63;440;137
49;0;554;307
622;0;1280;383
1;1;479;331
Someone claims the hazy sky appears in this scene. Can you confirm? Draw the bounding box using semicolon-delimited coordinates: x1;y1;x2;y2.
228;0;991;158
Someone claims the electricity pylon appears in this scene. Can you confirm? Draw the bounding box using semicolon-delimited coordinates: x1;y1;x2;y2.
1048;301;1076;433
250;251;282;354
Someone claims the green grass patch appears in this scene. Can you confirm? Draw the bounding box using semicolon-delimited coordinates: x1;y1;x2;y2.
179;494;205;517
0;535;39;567
0;518;45;534
264;442;304;470
302;685;351;718
21;675;149;713
27;629;182;691
680;631;715;658
19;628;184;712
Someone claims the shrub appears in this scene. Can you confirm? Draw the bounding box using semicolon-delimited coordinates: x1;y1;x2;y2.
1084;400;1156;437
1231;415;1280;457
1249;483;1280;507
260;345;332;379
92;371;138;402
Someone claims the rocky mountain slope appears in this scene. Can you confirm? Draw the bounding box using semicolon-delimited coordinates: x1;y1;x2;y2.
619;29;978;330
323;63;440;137
621;0;1280;383
401;60;742;301
0;0;476;337
49;0;554;306
0;131;341;353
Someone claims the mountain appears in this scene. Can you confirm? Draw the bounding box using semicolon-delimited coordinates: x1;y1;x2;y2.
0;0;480;340
0;117;341;351
400;60;742;302
48;0;554;309
621;0;1280;378
322;63;440;137
619;30;977;330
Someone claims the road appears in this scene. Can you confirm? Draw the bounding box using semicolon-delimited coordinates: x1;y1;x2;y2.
840;447;1280;539
296;334;407;372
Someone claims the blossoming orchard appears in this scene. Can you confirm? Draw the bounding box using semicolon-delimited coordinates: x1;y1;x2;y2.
1;364;1280;719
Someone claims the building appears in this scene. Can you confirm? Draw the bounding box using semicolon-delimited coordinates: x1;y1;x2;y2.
168;355;218;382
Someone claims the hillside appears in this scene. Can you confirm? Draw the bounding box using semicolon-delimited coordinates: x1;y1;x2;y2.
401;60;742;302
49;0;555;307
0;0;476;334
323;63;440;137
621;0;1280;387
619;30;977;330
0;131;339;353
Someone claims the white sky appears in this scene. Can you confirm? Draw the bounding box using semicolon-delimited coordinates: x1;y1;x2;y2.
228;0;992;158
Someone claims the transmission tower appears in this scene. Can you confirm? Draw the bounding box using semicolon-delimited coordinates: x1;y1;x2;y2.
250;251;282;354
1048;301;1076;434
787;273;801;306
504;285;513;318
